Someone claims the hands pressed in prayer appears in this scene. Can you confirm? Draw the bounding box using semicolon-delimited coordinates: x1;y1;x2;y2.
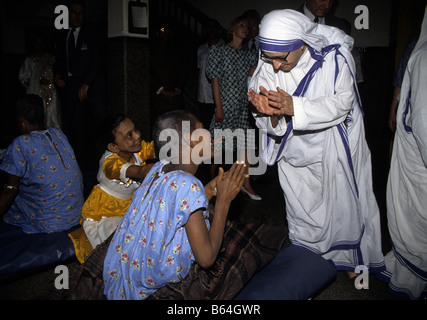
248;86;294;116
267;87;294;116
247;87;269;114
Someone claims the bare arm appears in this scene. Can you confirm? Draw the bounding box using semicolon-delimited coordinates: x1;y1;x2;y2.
211;78;224;123
389;86;401;133
125;163;155;181
0;174;20;218
204;178;217;202
185;162;245;269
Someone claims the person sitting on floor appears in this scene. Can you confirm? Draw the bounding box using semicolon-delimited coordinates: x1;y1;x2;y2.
68;114;155;263
0;94;83;233
102;110;247;300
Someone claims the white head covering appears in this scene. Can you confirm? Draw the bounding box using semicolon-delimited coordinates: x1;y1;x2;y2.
402;5;427;80
258;9;354;68
398;5;427;133
410;5;427;55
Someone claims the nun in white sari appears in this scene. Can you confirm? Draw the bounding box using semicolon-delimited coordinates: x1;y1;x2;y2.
381;6;427;300
248;9;385;275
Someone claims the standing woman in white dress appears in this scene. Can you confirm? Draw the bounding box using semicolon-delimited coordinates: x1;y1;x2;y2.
19;36;61;129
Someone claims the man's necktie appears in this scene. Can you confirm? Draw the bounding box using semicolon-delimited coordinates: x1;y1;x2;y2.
68;28;76;74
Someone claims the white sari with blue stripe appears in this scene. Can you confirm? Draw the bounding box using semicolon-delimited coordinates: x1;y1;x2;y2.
382;6;427;299
250;9;385;273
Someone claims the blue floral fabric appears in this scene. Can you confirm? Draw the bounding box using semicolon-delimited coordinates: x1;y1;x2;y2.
1;129;83;233
103;161;209;300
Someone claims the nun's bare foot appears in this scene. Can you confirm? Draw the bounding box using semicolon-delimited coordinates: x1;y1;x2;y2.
347;271;358;282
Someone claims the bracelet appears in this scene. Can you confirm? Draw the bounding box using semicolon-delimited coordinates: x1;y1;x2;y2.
156;86;164;95
4;184;18;190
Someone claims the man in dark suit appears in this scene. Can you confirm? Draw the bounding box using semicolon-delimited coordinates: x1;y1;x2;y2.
299;0;363;85
54;1;106;185
299;0;351;34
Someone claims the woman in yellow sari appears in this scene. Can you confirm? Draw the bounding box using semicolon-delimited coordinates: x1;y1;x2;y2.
69;114;155;263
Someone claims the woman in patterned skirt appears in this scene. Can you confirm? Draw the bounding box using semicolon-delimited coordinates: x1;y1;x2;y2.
206;15;261;200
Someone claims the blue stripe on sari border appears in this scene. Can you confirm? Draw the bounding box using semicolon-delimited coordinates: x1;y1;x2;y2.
402;89;413;133
385;276;427;300
329;239;361;251
367;263;386;273
306;45;322;61
274;120;293;162
376;270;392;283
288;237;322;254
369;261;387;269
337;123;359;197
290;224;385;273
336;50;364;117
290;239;385;273
329;261;384;272
261;134;280;167
333;262;358;272
326;261;385;273
259;37;304;52
334;49;339;95
353;245;364;267
388;281;418;300
392;242;427;281
288;224;364;255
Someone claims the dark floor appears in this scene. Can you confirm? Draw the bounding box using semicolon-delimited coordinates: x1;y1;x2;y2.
0;163;404;301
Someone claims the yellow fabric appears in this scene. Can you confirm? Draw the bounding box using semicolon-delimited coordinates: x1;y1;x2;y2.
81;185;132;221
70;186;132;263
103;140;154;181
69;140;154;263
68;227;94;264
102;153;128;181
138;140;155;162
